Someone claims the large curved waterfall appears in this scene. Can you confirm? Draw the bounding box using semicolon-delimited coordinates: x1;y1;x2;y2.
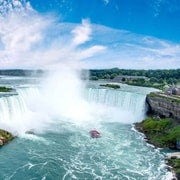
0;84;148;133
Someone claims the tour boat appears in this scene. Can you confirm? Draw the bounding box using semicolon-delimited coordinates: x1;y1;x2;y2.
89;130;100;138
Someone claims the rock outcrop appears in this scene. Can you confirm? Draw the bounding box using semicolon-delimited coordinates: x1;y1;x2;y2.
0;129;14;146
146;92;180;122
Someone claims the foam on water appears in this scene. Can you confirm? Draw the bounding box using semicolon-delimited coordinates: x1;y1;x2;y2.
61;123;171;179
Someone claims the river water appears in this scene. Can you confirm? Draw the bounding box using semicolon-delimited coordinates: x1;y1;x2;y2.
0;76;172;180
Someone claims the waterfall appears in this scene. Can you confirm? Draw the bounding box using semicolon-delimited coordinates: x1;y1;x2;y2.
0;87;40;134
84;87;147;122
0;85;148;134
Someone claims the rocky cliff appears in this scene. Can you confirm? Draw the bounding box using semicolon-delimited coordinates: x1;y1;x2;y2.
146;92;180;122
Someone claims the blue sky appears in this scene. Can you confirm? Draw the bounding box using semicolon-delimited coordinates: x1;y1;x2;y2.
29;0;180;42
0;0;179;69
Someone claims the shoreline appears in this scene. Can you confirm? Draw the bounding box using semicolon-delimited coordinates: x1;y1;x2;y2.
166;153;180;180
134;121;180;180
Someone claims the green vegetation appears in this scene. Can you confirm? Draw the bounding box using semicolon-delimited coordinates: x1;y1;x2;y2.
0;129;14;146
142;118;171;131
135;117;180;149
0;86;13;92
87;68;180;90
99;84;120;89
124;79;166;90
147;92;158;97
167;158;180;177
147;92;180;103
0;69;44;77
89;68;180;82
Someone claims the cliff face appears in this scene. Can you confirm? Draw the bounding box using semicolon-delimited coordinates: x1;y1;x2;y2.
146;93;180;122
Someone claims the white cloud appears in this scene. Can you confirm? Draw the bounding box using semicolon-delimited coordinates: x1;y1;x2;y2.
79;45;106;59
71;19;92;45
0;6;105;69
0;0;179;70
0;0;33;16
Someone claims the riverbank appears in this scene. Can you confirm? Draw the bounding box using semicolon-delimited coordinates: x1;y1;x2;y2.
166;153;180;180
0;129;14;146
135;117;180;149
135;117;180;179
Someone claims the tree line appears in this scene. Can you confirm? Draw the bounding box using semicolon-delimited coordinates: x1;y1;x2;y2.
88;68;180;85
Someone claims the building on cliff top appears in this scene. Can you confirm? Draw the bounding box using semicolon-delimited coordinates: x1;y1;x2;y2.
165;85;180;96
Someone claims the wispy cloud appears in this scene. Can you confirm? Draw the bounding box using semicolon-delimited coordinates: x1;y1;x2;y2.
0;2;105;69
103;0;110;5
71;19;91;45
79;45;106;59
151;0;180;17
82;25;180;69
151;0;163;17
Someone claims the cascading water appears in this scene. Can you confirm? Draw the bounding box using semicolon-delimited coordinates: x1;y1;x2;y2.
0;82;147;134
0;87;39;134
85;87;147;122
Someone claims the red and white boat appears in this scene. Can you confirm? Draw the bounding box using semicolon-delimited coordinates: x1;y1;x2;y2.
89;130;100;138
